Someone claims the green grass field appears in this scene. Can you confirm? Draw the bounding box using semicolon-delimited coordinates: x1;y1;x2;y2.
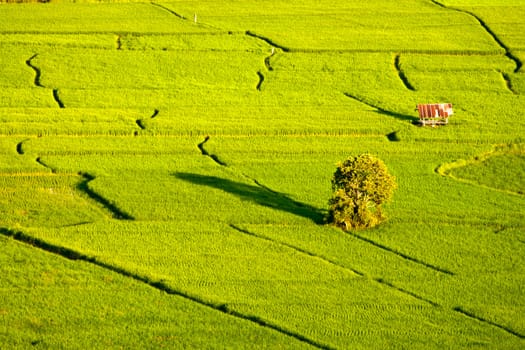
0;0;524;348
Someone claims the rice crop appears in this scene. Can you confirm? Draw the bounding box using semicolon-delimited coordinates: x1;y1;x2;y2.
0;235;303;349
0;0;524;348
24;221;524;349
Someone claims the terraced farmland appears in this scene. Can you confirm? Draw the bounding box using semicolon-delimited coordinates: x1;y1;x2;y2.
0;0;524;348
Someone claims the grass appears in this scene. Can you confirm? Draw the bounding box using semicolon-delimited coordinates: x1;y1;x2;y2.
0;2;210;33
0;235;306;349
23;221;523;349
0;0;524;348
166;0;504;52
448;147;525;194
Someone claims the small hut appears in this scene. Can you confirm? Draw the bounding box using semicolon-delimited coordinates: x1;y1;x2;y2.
416;103;453;126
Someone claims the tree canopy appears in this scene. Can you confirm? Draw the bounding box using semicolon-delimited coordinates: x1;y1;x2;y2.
327;154;396;230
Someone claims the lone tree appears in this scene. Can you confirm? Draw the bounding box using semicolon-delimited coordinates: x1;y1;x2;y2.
327;154;396;230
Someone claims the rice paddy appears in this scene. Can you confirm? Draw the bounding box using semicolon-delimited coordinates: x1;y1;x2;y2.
0;0;524;348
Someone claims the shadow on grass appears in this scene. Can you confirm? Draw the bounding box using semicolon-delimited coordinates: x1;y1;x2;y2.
343;92;418;124
174;172;325;224
374;109;418;124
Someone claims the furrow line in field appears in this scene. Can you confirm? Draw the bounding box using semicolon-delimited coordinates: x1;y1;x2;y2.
229;224;365;276
32;155;133;219
500;72;518;95
35;157;56;174
245;31;290;52
150;2;187;20
197;136;227;166
373;278;440;307
135;110;159;133
16;139;30;155
52;89;65;108
0;172;77;177
265;48;276;71
136;119;146;130
150;2;221;30
285;48;502;55
25;54;43;88
256;71;265;91
453;307;525;339
347;231;455;276
343;93;417;124
430;0;522;73
394;54;416;91
229;225;440;307
436;152;525;197
4;30;245;37
0;227;333;350
77;173;134;220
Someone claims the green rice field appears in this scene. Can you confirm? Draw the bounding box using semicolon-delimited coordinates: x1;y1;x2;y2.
0;0;524;348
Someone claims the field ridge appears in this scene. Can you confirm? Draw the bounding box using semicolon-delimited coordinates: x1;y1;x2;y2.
25;53;43;88
229;224;443;308
0;226;334;350
453;306;525;339
430;0;522;73
394;54;416;91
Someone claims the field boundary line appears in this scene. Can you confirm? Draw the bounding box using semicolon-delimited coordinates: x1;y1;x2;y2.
264;48;276;71
394;54;416;91
197;136;227;166
0;172;78;177
453;307;525;339
150;2;186;20
77;173;135;220
373;278;440;307
52;89;65;108
25;53;44;88
134;109;158;134
245;31;290;52
229;224;365;277
256;71;265;91
150;109;159;119
430;0;522;73
31;153;135;219
0;226;334;350
135;119;146;130
35;157;56;174
229;224;441;307
346;231;455;276
150;2;222;31
435;145;525;197
2;30;245;37
500;71;518;95
16;138;30;155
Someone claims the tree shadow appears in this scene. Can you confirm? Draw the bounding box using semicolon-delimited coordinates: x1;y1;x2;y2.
174;172;325;224
343;92;418;124
374;109;418;124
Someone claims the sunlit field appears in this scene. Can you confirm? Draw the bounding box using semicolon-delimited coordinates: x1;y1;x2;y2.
0;0;524;348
